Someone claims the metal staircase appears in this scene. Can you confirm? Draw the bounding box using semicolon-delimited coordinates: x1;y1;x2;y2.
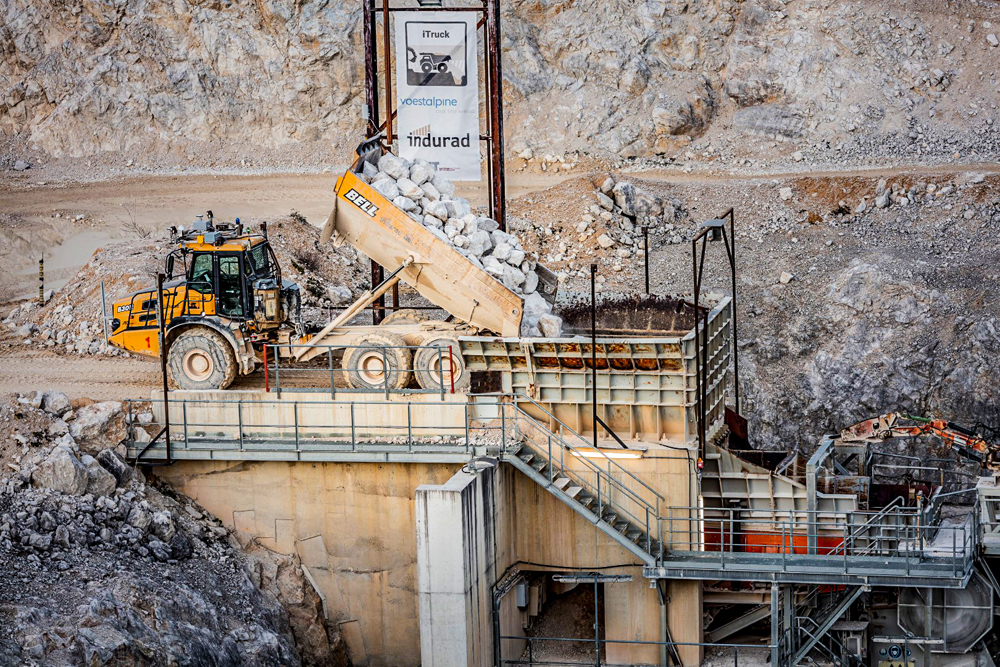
504;401;665;565
782;585;865;667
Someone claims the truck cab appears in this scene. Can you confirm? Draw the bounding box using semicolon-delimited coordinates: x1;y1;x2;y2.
107;215;301;389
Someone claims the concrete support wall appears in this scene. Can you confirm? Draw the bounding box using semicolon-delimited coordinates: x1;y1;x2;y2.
157;460;460;667
416;467;498;667
156;446;703;666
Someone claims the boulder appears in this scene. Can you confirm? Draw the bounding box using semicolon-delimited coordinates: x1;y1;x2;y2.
395;178;424;200
97;449;134;487
371;177;399;200
611;181;637;216
432;174;456;197
392;196;418;212
477;217;500;234
523;271;539;294
538;314;563;338
42;390;71;416
424;200;449;221
422;182;441;201
69;401;124;449
409;163;433;185
466;230;493;256
493;241;513;261
377;153;409;179
82;454;117;497
32;446;88;495
502;265;526;290
596;192;615;211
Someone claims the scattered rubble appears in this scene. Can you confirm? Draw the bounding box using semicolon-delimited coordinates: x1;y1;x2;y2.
0;392;347;665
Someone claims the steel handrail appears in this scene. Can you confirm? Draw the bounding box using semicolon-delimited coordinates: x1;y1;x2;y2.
512;392;665;502
507;410;659;535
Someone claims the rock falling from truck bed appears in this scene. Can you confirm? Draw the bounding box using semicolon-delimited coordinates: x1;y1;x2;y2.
359;151;561;337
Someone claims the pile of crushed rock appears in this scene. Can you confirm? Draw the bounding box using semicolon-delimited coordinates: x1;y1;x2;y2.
358;151;561;337
0;391;345;665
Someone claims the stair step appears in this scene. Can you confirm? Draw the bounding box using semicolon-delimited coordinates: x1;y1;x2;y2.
565;486;583;499
553;477;571;490
577;492;595;508
530;459;548;472
602;513;618;525
614;521;629;533
519;452;535;465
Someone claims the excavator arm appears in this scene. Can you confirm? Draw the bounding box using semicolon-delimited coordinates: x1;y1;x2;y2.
840;412;994;468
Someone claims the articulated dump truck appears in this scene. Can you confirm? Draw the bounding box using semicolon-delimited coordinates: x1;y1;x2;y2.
107;145;558;392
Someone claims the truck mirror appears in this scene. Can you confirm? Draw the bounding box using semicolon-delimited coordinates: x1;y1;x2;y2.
166;256;175;278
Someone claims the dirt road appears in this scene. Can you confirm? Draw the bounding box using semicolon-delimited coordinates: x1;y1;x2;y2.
3;160;995;401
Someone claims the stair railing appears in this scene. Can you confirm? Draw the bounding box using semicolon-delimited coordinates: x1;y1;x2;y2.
505;396;666;558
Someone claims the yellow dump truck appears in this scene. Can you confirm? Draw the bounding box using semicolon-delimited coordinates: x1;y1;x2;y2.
107;147;557;391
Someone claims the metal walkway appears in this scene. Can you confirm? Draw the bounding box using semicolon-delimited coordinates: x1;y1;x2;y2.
127;392;979;591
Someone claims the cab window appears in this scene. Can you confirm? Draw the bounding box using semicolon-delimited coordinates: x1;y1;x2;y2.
188;254;214;295
217;255;244;318
248;243;273;279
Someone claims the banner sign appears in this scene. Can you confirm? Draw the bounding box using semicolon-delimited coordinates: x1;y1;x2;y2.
394;12;480;181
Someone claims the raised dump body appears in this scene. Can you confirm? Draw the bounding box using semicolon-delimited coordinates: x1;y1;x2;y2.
461;295;732;443
320;148;556;337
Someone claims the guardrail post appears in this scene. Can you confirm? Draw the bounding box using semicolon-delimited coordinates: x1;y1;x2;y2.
843;525;848;574
407;402;413;452
547;434;553;482
501;402;507;451
350;403;356;450
127;401;134;443
382;347;390;399
275;349;281;398
182;402;188;448
238;402;244;451
328;348;336;399
464;402;470;452
294;402;300;453
438;346;445;400
264;344;269;393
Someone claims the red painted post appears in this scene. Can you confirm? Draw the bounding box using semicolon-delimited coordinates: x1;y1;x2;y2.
263;344;270;393
449;345;456;394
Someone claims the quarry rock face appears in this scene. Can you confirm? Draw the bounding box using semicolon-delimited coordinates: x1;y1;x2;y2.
3;0;996;163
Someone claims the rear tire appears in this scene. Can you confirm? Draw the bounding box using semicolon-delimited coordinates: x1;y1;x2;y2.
167;328;237;390
414;337;470;392
343;332;413;391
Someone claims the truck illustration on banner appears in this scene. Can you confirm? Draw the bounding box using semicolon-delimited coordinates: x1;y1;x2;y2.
404;21;468;87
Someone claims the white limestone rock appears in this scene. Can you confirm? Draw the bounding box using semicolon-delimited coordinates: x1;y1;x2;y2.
372;178;399;200
378;153;409;179
396;178;424;200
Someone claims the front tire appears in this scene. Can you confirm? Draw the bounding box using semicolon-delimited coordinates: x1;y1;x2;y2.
167;328;237;390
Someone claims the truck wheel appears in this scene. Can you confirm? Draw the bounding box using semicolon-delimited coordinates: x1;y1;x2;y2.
437;63;448;74
421;62;432;73
344;332;413;391
381;309;435;325
167;328;237;390
414;337;470;392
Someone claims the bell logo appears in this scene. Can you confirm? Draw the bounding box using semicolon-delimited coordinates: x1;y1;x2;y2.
345;188;378;217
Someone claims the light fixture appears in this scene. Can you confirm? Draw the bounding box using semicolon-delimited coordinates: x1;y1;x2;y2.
699;218;725;242
570;448;644;460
